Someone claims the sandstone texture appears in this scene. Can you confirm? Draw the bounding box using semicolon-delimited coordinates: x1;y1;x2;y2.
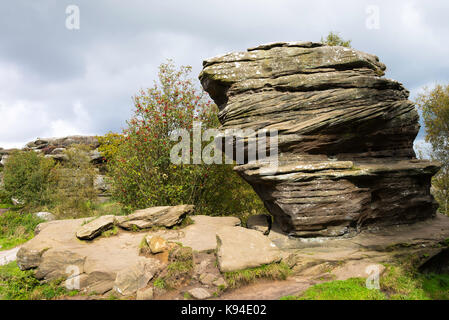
199;41;440;237
216;226;282;272
76;215;115;240
188;287;212;300
176;215;241;252
116;205;194;230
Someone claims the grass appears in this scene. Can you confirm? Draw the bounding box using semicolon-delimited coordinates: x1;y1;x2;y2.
298;278;386;300
101;225;118;238
224;262;291;288
282;264;449;300
153;277;166;289
172;216;194;230
183;291;192;299
90;200;132;217
0;261;79;300
0;210;44;251
0;204;14;209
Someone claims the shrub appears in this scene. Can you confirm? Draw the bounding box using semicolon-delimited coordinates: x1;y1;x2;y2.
0;262;78;300
2;151;55;207
321;32;351;47
1;145;101;218
0;210;43;250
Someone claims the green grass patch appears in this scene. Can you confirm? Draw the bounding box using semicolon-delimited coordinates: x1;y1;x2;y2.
153;277;166;289
0;261;79;300
183;291;192;299
298;278;386;300
282;264;449;300
0;210;43;251
101;226;118;238
224;262;291;288
172;216;194;230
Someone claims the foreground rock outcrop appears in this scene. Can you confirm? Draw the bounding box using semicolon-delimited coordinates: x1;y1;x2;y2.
15;213;280;296
14;211;449;299
199;41;440;237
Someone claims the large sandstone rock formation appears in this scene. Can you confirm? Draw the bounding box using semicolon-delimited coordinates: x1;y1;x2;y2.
199;41;440;237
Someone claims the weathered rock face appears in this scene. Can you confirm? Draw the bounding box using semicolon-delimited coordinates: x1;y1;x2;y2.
199;41;440;237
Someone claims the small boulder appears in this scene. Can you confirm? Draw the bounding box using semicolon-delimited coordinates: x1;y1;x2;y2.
116;205;194;230
247;214;271;235
199;273;216;286
216;226;282;272
136;287;154;300
188;287;212;300
212;277;227;288
149;236;167;254
76;215;115;240
33;212;56;222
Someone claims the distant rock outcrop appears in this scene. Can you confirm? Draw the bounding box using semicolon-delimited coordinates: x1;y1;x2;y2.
0;135;110;199
199;41;440;237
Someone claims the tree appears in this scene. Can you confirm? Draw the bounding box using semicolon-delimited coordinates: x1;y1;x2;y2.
416;84;449;215
103;60;266;217
321;32;352;47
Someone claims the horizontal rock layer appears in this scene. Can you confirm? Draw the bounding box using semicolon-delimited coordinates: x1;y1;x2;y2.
199;41;440;237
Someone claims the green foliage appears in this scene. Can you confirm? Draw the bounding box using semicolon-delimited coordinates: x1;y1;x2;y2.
0;210;43;251
183;291;192;299
297;278;386;300
321;32;352;47
153;277;166;289
0;145;105;219
2;151;55;207
0;188;12;205
224;262;291;288
0;262;78;300
101;60;267;216
416;84;449;215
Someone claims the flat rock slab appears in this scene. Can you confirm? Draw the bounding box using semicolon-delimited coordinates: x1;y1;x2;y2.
17;218;151;295
176;215;241;252
216;226;282;272
116;205;194;229
76;215;115;240
188;287;212;300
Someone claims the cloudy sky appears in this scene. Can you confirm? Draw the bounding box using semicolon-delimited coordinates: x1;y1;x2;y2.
1;0;448;153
